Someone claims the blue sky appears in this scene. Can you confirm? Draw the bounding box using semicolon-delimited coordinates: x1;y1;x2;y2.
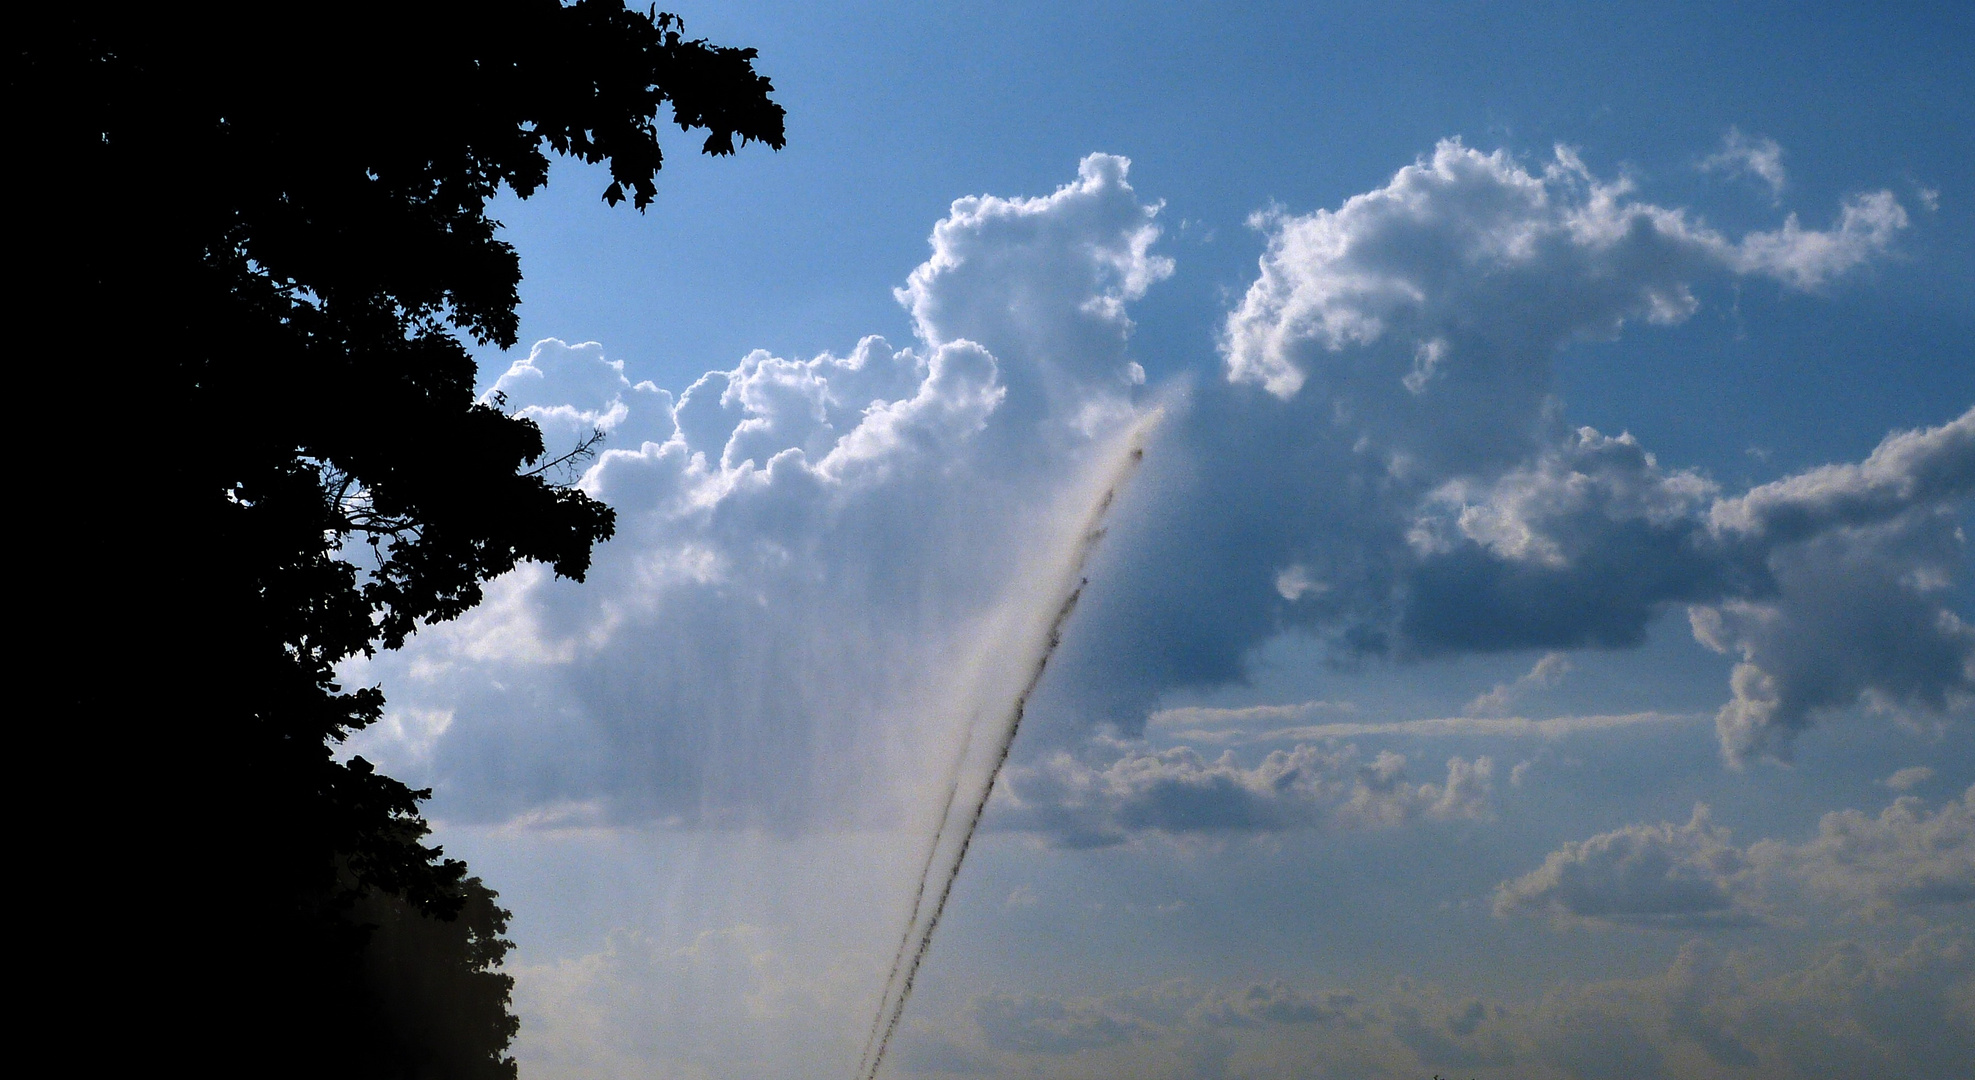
344;4;1972;1077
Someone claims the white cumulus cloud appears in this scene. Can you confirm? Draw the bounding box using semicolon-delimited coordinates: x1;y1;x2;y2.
345;155;1172;827
1222;138;1902;401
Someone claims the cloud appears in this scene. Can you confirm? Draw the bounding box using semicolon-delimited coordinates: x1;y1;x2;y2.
346;154;1171;826
1407;408;1975;762
1222;138;1901;401
1493;805;1752;929
363;706;454;763
1754;784;1975;918
1690;409;1975;762
484;337;677;453
1399;426;1740;655
348;140;1947;834
1147;707;1698;745
1466;651;1573;715
898;934;1974;1080
994;741;1494;846
1056;138;1928;761
1499;788;1975;930
896;151;1172;429
1728;189;1908;289
510;922;874;1080
1883;766;1937;791
1699;127;1787;200
1709;405;1975;543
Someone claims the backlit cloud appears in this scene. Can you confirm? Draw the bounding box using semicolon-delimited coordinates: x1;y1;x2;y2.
347;155;1171;827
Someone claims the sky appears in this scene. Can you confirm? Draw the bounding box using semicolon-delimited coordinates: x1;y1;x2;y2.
341;4;1974;1077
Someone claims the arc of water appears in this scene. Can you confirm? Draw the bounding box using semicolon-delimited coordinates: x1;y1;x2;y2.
854;717;979;1079
858;414;1157;1080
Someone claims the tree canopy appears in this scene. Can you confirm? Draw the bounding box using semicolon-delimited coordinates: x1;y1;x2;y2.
15;3;781;1075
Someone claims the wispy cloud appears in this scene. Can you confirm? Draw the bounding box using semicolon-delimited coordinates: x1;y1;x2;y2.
1700;127;1788;201
1148;705;1700;745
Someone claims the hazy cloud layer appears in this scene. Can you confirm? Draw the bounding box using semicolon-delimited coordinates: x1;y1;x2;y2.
511;922;869;1080
495;791;1974;1080
888;933;1973;1080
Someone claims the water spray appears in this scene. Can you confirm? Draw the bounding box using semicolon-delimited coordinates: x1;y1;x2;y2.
855;715;979;1074
856;412;1160;1080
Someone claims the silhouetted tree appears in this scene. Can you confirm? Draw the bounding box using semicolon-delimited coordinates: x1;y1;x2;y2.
13;3;781;1075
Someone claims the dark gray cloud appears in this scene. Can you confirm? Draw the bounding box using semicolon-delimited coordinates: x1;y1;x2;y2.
1399;427;1748;654
1405;409;1975;762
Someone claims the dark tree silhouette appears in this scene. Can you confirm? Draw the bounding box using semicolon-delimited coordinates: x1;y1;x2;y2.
13;3;781;1075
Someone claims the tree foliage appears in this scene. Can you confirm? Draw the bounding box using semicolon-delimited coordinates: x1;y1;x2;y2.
14;3;781;1074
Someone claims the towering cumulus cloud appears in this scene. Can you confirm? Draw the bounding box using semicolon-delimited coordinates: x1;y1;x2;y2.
349;154;1172;826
